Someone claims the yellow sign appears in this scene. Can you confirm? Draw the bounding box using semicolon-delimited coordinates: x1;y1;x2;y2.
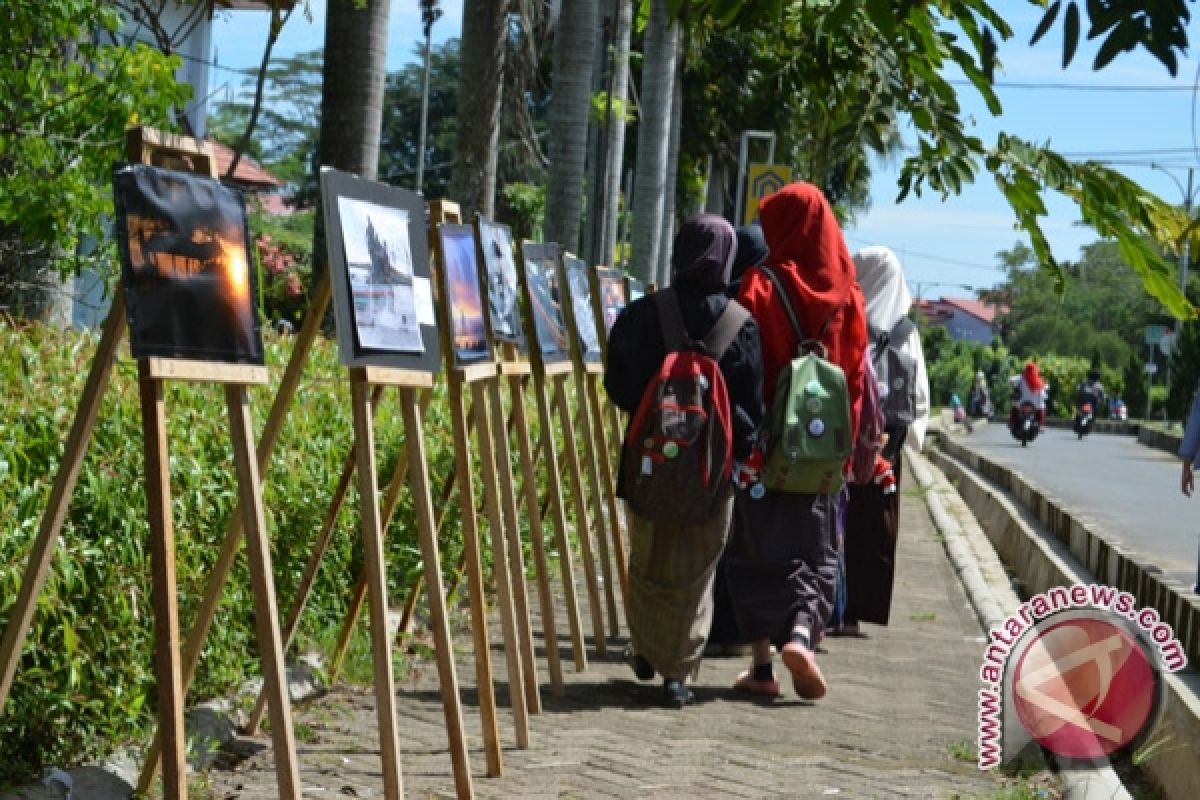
743;163;792;225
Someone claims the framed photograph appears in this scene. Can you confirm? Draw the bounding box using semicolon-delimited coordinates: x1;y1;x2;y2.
626;276;646;303
320;167;441;372
112;163;263;364
561;254;602;365
436;223;491;366
516;242;571;364
475;217;525;350
591;266;628;336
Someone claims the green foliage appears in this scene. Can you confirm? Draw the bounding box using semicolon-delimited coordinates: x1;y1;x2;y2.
1124;352;1148;419
0;1;190;267
499;182;546;242
379;39;461;198
1167;321;1200;420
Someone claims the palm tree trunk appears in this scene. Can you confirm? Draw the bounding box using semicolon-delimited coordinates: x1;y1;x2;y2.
450;0;508;218
656;27;684;288
628;0;676;283
544;0;598;253
312;0;391;290
600;0;632;269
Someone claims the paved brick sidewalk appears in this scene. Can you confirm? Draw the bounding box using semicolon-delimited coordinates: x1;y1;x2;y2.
204;487;1038;799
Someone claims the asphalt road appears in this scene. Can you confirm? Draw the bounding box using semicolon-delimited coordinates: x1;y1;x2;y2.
947;421;1199;589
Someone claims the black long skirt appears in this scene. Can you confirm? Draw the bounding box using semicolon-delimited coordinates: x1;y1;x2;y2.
842;458;903;625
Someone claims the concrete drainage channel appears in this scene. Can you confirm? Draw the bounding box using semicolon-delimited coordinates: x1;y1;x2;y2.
915;432;1200;799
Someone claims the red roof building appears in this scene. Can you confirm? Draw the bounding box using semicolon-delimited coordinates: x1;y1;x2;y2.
916;296;1004;344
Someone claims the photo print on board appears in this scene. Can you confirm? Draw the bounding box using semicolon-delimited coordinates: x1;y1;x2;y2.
520;243;570;360
335;196;425;354
439;225;490;365
626;276;646;302
594;267;628;335
563;255;601;363
477;218;524;347
113;163;263;364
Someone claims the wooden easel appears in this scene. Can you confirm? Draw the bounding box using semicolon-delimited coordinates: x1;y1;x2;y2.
428;203;527;770
586;266;631;607
0;127;301;800
516;243;606;659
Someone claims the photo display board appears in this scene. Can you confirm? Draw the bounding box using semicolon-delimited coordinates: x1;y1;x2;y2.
320;167;441;372
560;255;602;365
475;217;526;351
590;267;627;336
436;223;492;366
113;163;263;363
517;242;572;365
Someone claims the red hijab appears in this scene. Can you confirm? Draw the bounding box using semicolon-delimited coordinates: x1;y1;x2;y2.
1022;362;1044;392
737;181;868;435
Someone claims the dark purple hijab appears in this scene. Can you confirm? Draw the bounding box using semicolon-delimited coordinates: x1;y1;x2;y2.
670;213;737;293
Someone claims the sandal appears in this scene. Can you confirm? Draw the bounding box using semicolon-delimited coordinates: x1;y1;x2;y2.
733;669;781;698
781;642;828;700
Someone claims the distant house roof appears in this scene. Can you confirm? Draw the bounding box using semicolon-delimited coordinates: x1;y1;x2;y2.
209;140;285;190
937;296;999;325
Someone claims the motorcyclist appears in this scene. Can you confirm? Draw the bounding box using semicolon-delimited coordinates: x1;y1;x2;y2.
967;371;992;419
1009;361;1047;432
1075;370;1106;417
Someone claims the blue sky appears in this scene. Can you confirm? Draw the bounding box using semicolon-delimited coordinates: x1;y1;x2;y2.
212;3;1200;300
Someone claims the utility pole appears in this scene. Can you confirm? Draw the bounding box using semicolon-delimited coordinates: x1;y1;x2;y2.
415;1;443;194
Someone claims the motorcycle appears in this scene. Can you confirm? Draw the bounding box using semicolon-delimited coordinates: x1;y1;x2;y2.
1010;401;1041;446
1073;402;1094;440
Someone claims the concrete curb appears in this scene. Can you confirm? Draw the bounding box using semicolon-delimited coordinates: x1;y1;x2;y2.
926;435;1200;800
907;444;1132;800
1137;425;1183;457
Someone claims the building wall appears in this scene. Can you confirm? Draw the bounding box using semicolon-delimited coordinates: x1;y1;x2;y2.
120;2;213;138
943;309;994;344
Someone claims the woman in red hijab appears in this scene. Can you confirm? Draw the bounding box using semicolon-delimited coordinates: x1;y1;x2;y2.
1009;360;1048;428
725;181;869;701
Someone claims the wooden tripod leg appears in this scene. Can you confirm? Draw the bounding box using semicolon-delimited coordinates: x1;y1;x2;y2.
137;278;332;794
245;385;387;735
550;376;606;658
531;372;587;670
349;376;404;800
226;385;301;798
586;374;629;612
472;381;529;747
0;292;126;711
400;386;474;797
138;365;186;800
447;376;502;777
573;372;619;640
486;380;541;714
507;375;564;695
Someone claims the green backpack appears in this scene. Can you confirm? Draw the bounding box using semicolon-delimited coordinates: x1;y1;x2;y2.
758;266;852;495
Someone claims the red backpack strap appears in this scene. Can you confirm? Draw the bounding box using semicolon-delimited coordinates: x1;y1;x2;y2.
653;288;689;353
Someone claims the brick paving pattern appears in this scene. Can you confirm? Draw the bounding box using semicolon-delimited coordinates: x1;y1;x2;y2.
206;490;1022;799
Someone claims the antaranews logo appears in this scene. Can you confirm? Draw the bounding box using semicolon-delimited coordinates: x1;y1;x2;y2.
977;583;1187;769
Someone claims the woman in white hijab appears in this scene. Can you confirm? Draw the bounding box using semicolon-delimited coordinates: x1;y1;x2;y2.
834;246;930;634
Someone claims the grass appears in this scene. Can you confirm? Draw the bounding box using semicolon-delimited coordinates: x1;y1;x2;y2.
909;611;938;622
948;739;976;763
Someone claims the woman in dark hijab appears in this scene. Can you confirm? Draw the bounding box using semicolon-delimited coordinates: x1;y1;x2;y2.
604;213;765;708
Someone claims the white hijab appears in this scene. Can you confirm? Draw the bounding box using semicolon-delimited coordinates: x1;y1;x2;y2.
852;246;931;450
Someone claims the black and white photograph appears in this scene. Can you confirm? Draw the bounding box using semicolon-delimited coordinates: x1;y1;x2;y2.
477;218;523;346
563;255;601;363
519;242;571;362
336;196;424;354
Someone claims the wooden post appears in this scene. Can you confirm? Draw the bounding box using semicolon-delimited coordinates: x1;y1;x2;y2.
138;363;187;800
586;371;629;608
505;370;565;695
446;372;503;776
349;372;405;799
572;366;620;639
486;373;542;712
471;380;531;745
399;385;474;798
226;384;301;797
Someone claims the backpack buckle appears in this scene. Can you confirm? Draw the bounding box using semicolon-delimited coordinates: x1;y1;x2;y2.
797;339;827;359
